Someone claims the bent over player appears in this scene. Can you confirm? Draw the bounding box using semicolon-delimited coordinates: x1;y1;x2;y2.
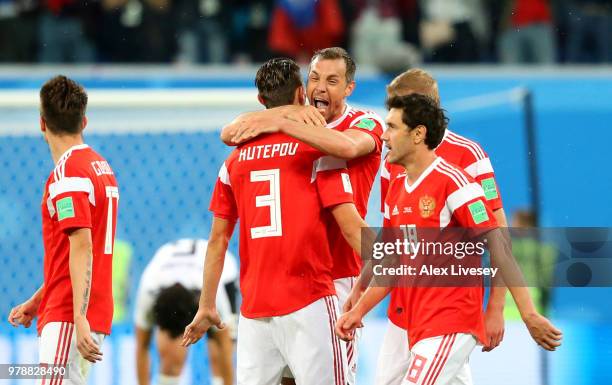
134;239;238;385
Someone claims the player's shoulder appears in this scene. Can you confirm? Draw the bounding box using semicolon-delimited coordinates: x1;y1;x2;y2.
440;130;488;161
433;158;477;190
51;144;87;180
55;144;113;181
345;105;385;130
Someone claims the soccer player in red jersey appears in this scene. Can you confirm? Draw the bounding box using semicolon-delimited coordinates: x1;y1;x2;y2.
220;48;384;382
8;76;119;385
181;58;372;385
336;94;562;385
342;69;508;385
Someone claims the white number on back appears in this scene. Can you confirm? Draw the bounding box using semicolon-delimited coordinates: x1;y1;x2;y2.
105;186;119;254
250;169;282;239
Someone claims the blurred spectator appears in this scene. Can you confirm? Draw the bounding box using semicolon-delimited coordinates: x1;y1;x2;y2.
93;0;177;63
268;0;345;63
351;1;421;73
566;0;612;63
228;0;273;63
140;0;177;62
0;0;37;62
419;0;487;63
497;0;557;64
93;0;143;62
174;0;230;63
38;0;96;62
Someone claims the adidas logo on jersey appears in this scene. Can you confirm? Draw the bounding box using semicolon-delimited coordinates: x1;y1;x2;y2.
392;205;399;216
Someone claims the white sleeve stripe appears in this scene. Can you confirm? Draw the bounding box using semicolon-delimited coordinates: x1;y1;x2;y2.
218;163;231;185
381;162;391;180
348;113;386;132
445;136;485;161
438;160;469;186
341;173;353;194
315;156;348;172
446;182;486;214
464;157;494;178
48;177;96;206
384;203;390;219
436;167;464;189
447;132;486;159
46;196;55;218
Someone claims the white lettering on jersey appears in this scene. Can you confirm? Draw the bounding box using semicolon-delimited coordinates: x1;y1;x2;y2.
91;161;114;176
238;142;299;161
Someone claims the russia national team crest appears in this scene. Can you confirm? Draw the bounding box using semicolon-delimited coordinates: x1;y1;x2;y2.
419;195;436;218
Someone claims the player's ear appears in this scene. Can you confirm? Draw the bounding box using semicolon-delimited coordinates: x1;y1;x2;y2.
414;125;426;144
39;116;46;133
344;80;356;98
82;116;88;130
257;94;266;108
295;86;305;105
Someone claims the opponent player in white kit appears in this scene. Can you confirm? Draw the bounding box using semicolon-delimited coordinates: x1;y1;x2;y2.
134;239;238;385
221;48;385;383
8;75;119;385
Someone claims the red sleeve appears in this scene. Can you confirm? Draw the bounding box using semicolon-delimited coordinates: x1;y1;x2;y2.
209;163;238;222
347;115;385;153
53;191;92;232
48;175;95;232
314;156;354;208
445;176;498;238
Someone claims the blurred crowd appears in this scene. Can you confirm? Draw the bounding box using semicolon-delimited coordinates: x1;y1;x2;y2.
1;0;611;66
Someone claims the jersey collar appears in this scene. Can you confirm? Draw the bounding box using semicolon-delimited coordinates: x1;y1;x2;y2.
404;157;441;193
56;144;89;165
325;104;351;129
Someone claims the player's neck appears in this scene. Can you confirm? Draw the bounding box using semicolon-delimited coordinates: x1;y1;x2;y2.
328;103;347;123
48;134;84;164
402;151;437;184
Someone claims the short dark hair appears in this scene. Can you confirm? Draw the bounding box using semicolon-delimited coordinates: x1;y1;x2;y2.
255;58;302;108
386;94;448;150
310;47;356;83
152;283;199;338
40;75;88;135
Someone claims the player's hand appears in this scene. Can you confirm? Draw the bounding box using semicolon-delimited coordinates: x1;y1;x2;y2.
230;117;280;144
181;307;225;347
74;316;103;363
342;286;364;313
335;310;364;342
523;313;562;351
8;299;38;328
283;105;326;126
482;308;505;352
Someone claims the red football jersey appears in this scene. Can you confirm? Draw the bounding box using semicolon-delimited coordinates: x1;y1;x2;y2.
326;105;385;279
383;157;497;347
381;129;503;213
209;133;354;318
38;144;119;335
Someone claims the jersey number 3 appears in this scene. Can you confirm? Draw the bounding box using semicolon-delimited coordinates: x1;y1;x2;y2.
250;169;282;239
